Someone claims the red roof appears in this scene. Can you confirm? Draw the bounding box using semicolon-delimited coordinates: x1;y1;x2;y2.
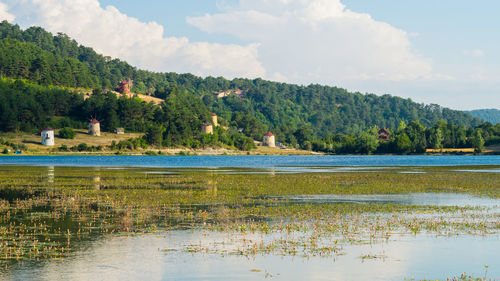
264;132;274;137
89;118;100;124
42;127;53;131
211;113;217;116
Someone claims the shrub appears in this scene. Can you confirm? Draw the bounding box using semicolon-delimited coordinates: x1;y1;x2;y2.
11;143;27;151
58;145;69;152
77;143;88;151
58;127;75;139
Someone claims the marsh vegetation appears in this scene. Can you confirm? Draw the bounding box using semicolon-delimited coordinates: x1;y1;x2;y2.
0;165;498;280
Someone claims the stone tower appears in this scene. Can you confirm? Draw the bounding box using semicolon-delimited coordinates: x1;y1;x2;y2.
211;113;218;127
263;132;275;147
41;127;55;146
201;122;213;134
117;80;131;95
88;119;101;136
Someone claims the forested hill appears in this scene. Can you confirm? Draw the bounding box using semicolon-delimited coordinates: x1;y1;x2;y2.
0;21;481;140
468;109;500;124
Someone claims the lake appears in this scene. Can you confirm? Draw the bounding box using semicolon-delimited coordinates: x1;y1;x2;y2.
0;156;498;280
0;155;499;169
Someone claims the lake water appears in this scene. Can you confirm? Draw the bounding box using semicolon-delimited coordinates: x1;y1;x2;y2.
282;193;500;207
3;232;498;281
0;155;499;169
1;156;499;280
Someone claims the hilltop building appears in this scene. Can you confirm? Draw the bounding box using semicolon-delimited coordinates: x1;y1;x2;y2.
117;80;131;95
263;132;276;147
41;127;55;146
89;119;101;136
201;122;213;134
211;113;218;127
213;89;245;99
378;129;390;141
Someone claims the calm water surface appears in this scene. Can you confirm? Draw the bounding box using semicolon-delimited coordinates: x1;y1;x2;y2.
1;157;499;280
0;155;499;169
4;232;498;281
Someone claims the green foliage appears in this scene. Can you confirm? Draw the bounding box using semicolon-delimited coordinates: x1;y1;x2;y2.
111;138;147;151
58;144;69;152
76;143;88;152
468;109;500;124
395;133;412;154
1;148;8;154
0;21;496;153
145;124;165;147
58;127;75;139
472;129;485;153
355;132;379;154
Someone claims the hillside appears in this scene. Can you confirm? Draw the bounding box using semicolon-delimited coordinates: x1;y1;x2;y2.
0;21;481;139
468;109;500;124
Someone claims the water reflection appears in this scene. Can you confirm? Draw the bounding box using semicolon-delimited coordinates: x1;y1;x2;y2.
46;166;55;184
280;193;500;208
4;232;498;281
92;167;101;190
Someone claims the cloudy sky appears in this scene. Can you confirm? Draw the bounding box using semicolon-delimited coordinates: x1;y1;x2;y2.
0;0;499;110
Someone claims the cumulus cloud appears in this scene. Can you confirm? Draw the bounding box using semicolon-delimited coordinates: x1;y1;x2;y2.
1;0;265;79
0;2;14;22
188;0;435;85
462;49;484;57
1;0;441;87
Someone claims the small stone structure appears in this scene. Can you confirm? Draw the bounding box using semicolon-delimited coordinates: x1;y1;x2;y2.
117;80;131;95
213;89;245;99
41;127;55;146
378;129;390;141
201;122;213;134
263;132;276;147
115;128;125;135
211;113;218;127
88;119;101;136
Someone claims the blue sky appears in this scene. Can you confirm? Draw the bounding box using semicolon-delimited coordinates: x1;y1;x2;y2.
1;0;499;110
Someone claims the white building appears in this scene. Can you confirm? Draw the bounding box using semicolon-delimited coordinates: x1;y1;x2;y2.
263;132;276;147
41;127;55;146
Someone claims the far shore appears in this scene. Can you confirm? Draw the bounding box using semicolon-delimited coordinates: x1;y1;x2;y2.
1;130;498;156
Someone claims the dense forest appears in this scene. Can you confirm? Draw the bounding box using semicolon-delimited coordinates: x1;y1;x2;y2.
468;109;500;125
0;21;498;153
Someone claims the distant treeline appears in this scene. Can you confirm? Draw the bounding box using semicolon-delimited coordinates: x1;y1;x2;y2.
0;21;482;142
310;120;500;154
1;78;499;154
468;109;500;125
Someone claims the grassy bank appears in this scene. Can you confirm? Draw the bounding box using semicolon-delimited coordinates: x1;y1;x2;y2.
0;130;320;156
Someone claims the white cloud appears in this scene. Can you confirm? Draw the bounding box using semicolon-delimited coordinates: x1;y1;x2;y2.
0;2;14;22
0;0;265;79
0;0;450;92
188;0;435;85
462;49;484;57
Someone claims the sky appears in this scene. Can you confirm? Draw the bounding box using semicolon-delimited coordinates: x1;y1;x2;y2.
0;0;499;110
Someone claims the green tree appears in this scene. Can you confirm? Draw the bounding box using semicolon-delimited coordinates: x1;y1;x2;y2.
395;133;412;154
430;128;444;150
472;129;484;153
145;124;165;147
355;132;379;154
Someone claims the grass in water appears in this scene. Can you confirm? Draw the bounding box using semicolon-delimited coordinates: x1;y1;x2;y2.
0;165;498;269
